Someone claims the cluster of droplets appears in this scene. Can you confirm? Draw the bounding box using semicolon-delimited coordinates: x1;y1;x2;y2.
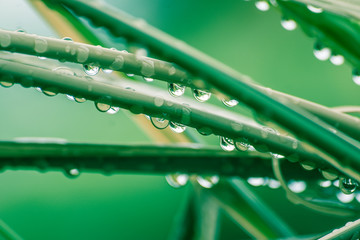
165;173;219;189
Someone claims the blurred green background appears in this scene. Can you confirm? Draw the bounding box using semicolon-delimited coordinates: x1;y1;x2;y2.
0;0;358;239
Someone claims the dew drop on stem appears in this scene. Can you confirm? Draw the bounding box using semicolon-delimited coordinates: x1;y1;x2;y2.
165;173;189;188
64;168;80;179
83;64;100;76
287;180;306;193
321;169;338;180
106;106;120;115
255;1;270;11
222;99;238;107
95;102;111;112
196;175;219;189
339;177;357;194
352;69;360;85
307;5;323;13
150;117;169;129
193;89;211;102
168;83;185;97
280;19;297;31
330;54;344;66
313;43;331;61
220;137;235;151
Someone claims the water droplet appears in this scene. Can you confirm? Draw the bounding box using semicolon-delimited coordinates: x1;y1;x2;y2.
106;106;120;114
64;168;80;178
337;192;354;203
255;1;270;11
313;43;331;61
75;97;86;103
102;69;113;74
42;89;58;97
62;37;73;41
154;96;164;107
143;77;154;82
165;173;188;188
110;55;125;70
95;102;111;112
126;73;134;77
319;180;331;188
83;64;99;76
339;177;357;194
168;83;185;97
76;46;89;63
352;69;360;85
281;19;297;31
247;177;266;187
193;89;211;102
0;75;14;88
15;29;26;33
301;161;316;171
235;141;249;152
333;179;340;187
34;38;48;53
222;99;239;107
197;127;212;136
169;122;186;133
288;180;306;193
307;5;323;13
268;179;281;189
140;58;155;77
330;55;344;66
150;117;169;129
321;169;338;180
0;34;11;47
220;137;235;151
53;67;75;76
196;175;219;189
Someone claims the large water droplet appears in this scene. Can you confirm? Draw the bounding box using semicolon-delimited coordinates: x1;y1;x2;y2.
95;102;111;112
352;69;360;85
321;169;338;180
220;137;235;151
193;89;211;102
330;54;344;66
34;38;48;53
339;178;357;194
83;64;100;76
196;175;219;189
53;67;75;76
165;173;188;188
150;117;169;129
288;180;306;193
255;1;270;11
106;106;120;114
222;99;238;107
169;122;186;133
281;19;297;31
307;5;323;13
313;43;331;61
168;83;185;97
